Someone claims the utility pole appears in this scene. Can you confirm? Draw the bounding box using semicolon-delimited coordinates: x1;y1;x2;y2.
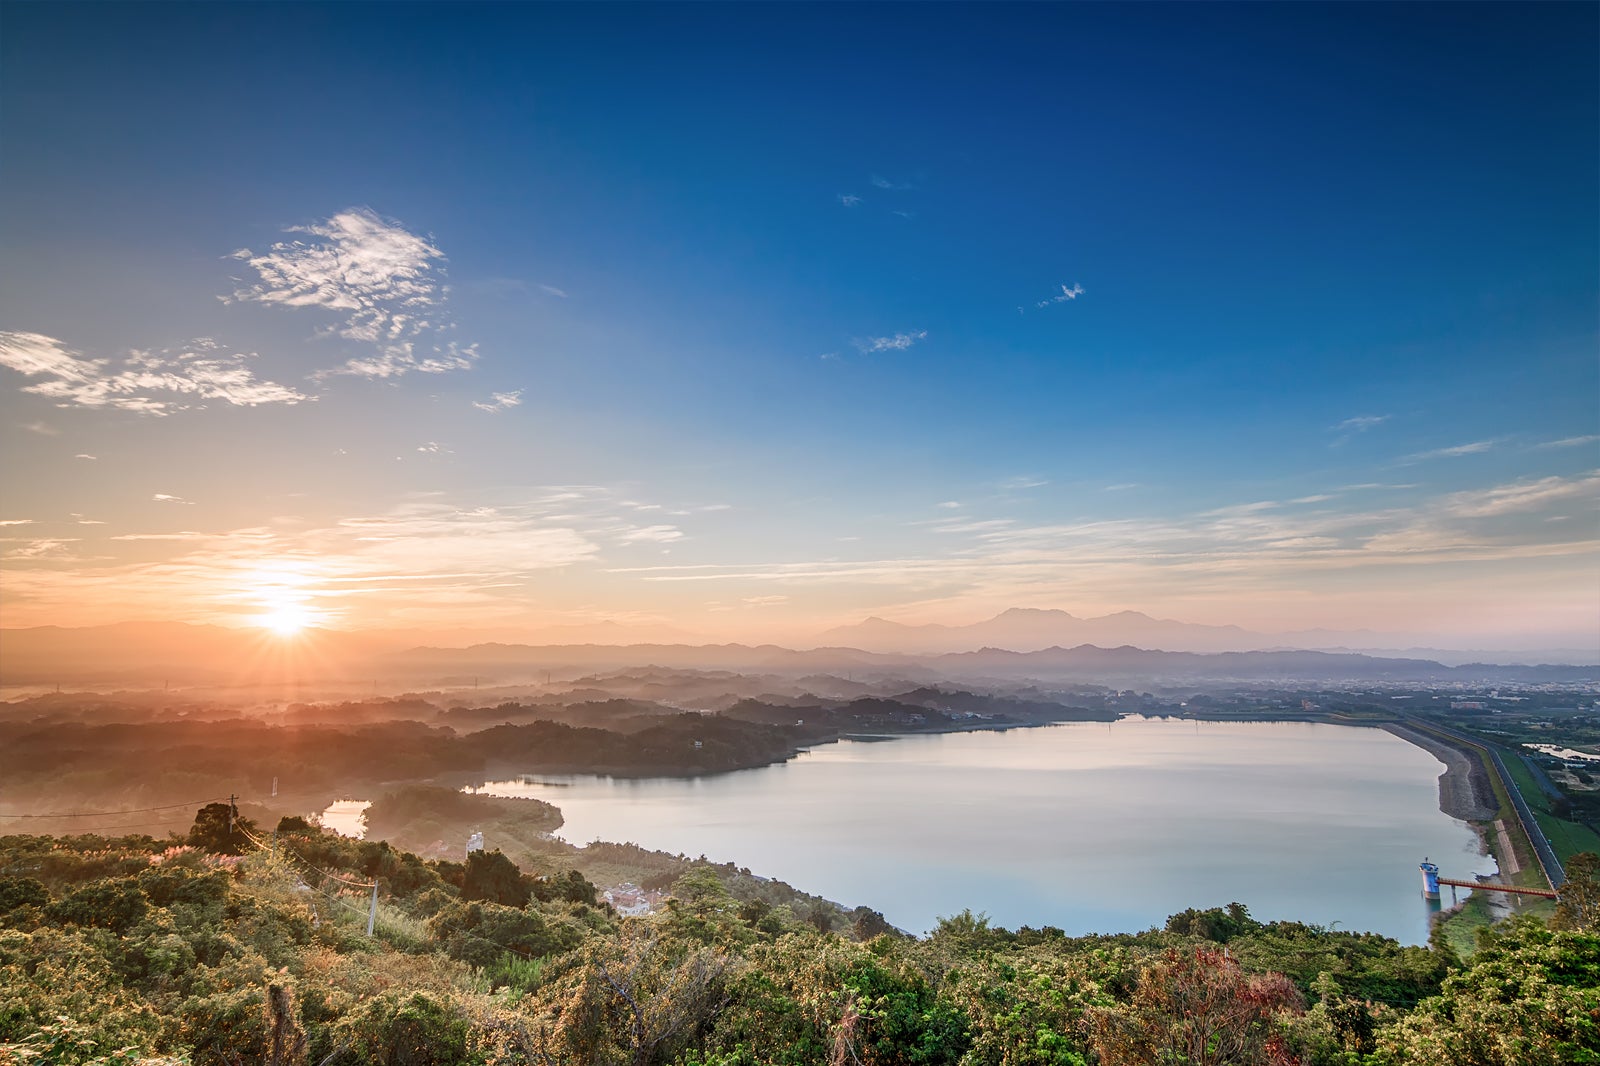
227;794;237;845
367;881;378;937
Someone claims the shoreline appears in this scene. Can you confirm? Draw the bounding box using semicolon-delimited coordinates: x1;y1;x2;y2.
1380;722;1499;823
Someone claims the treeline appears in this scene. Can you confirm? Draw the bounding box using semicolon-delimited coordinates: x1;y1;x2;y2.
2;820;1597;1065
0;690;1113;812
0;715;804;806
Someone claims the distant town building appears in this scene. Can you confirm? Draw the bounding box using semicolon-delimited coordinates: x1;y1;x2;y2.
466;831;484;856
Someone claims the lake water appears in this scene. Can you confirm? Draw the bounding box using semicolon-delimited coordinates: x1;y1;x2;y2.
461;719;1495;943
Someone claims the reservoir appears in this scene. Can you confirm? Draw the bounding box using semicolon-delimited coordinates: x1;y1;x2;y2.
459;718;1494;943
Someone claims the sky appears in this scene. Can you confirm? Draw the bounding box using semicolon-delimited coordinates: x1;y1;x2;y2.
1;2;1596;651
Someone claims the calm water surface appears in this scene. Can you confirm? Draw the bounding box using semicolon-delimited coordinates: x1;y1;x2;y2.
459;719;1489;943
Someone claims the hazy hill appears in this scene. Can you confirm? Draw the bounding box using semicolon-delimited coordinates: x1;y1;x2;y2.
2;622;1593;690
816;607;1374;655
933;645;1599;684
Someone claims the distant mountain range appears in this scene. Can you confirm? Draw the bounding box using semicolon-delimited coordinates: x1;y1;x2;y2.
816;607;1596;665
1;619;1594;690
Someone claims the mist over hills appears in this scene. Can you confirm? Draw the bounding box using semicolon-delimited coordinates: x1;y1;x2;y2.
2;619;1594;691
817;607;1596;665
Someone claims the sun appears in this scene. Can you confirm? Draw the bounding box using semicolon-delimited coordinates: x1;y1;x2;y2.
258;603;312;637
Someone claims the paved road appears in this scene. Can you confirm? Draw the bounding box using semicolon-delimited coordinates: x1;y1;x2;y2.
1410;719;1565;890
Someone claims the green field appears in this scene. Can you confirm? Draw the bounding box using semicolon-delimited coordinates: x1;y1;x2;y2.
1495;746;1600;863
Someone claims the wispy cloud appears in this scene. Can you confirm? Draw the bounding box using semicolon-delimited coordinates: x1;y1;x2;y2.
473;390;523;413
0;331;308;414
1531;434;1600;451
153;494;195;505
837;194;862;207
228;207;441;335
2;501;603;628
604;471;1598;615
3;538;80;561
1335;414;1389;433
0;519;34;527
998;476;1048;491
1034;283;1084;309
615;524;685;544
870;175;914;190
1402;439;1500;462
855;330;927;353
1439;471;1600;519
228;207;477;379
538;284;569;298
74;453;97;460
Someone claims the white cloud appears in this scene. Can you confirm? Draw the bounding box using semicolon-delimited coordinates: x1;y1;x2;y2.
1532;434;1600;450
319;340;478;380
75;454;97;460
838;194;862;207
998;476;1048;491
0;519;34;526
937;501;962;509
0;331;308;414
4;538;79;560
111;531;210;541
1335;414;1389;432
152;493;194;505
870;175;914;190
229;207;441;331
538;284;569;298
1034;283;1084;308
228;208;477;379
416;441;445;454
1440;471;1600;519
473;389;524;413
855;330;927;353
1403;439;1500;462
615;524;685;544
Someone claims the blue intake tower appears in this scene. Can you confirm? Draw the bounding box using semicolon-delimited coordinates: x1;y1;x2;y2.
1420;859;1441;900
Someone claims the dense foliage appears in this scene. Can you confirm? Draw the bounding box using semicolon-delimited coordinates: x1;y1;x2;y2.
1;824;1595;1066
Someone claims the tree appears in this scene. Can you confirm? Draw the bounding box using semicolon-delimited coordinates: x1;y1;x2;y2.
1088;947;1302;1066
1378;917;1600;1065
1553;852;1600;933
265;983;308;1066
187;801;255;855
461;849;531;908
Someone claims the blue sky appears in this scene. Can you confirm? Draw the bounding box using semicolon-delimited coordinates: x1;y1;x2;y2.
1;3;1596;648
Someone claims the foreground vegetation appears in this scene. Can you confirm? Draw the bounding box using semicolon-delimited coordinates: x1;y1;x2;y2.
2;814;1596;1066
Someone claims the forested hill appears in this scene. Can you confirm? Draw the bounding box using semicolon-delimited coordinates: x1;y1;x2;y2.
2;822;1597;1065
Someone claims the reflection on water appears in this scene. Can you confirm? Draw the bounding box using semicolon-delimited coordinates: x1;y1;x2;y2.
466;718;1493;943
317;799;370;839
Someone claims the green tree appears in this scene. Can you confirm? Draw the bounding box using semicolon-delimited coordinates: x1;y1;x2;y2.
1553;852;1600;933
1377;917;1600;1066
187;802;254;856
461;849;531;909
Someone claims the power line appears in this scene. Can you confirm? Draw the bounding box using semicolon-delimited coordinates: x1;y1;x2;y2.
33;820;191;835
6;797;231;820
237;823;376;889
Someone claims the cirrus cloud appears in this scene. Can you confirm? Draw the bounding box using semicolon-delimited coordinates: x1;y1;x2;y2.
0;332;308;414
